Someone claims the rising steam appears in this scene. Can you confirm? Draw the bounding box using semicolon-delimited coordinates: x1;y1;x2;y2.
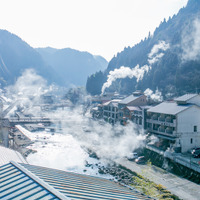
24;107;145;175
101;40;169;94
4;70;145;176
148;41;170;64
144;88;163;102
182;18;200;61
101;65;151;94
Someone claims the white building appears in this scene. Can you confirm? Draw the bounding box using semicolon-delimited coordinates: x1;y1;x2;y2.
146;94;200;153
102;99;121;124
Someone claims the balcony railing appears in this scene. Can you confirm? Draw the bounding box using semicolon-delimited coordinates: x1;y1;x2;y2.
147;127;177;137
158;117;165;122
146;118;176;127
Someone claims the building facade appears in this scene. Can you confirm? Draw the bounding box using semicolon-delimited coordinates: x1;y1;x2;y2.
146;94;200;153
118;91;148;127
102;99;121;124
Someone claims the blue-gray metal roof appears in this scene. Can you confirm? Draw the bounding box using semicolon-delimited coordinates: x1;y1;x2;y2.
0;162;68;200
0;146;27;166
1;161;152;199
119;95;142;105
20;163;152;200
147;102;192;115
174;94;198;102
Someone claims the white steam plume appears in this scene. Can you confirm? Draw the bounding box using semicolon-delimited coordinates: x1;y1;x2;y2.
148;41;170;64
4;69;145;176
5;69;57;117
7;69;47;96
182;18;200;61
101;40;169;94
101;65;151;94
48;106;145;161
144;88;163;102
25;106;145;174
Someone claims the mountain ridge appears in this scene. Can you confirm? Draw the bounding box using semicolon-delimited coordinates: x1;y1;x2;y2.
0;30;108;87
86;0;200;97
36;47;108;86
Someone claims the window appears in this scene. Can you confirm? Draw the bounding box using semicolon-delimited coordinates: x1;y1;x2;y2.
191;138;193;144
194;126;197;132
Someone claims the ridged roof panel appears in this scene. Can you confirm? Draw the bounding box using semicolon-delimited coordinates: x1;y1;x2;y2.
21;163;152;200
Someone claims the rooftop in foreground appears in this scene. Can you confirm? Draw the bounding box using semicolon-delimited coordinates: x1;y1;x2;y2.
0;161;153;200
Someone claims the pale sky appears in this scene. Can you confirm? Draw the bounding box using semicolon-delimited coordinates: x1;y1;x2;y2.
0;0;188;61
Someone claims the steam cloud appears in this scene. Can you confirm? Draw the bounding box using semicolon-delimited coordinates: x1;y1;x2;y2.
3;69;145;176
144;88;163;102
101;65;151;94
182;18;200;61
101;40;169;94
25;108;145;175
148;41;170;64
5;69;59;117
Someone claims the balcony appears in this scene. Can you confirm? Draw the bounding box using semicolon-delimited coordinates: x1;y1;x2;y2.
158;117;165;122
152;115;158;120
146;118;176;127
147;127;176;138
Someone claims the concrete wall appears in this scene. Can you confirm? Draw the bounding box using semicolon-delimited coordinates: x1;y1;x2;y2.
180;133;200;152
177;106;200;152
177;106;200;133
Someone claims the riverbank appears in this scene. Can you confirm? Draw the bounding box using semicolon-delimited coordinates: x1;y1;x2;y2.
116;158;200;200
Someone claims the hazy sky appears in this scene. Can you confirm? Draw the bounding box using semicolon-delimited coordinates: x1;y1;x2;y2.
0;0;188;61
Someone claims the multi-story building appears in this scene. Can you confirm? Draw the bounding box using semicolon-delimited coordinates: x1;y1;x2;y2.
146;94;200;152
118;91;148;127
102;99;121;124
120;105;151;128
120;106;142;126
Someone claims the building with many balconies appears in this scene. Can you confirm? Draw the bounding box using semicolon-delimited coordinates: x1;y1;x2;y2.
146;94;200;153
102;99;121;124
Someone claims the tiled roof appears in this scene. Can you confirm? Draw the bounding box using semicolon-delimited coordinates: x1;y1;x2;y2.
0;161;152;200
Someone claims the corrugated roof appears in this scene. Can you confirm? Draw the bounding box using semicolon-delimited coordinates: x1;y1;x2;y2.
119;94;142;105
0;146;27;166
20;163;152;200
147;102;192;115
1;162;152;199
0;162;67;200
174;94;198;102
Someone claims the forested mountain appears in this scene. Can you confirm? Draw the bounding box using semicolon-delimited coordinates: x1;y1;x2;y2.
0;30;61;86
36;47;108;86
86;0;200;98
